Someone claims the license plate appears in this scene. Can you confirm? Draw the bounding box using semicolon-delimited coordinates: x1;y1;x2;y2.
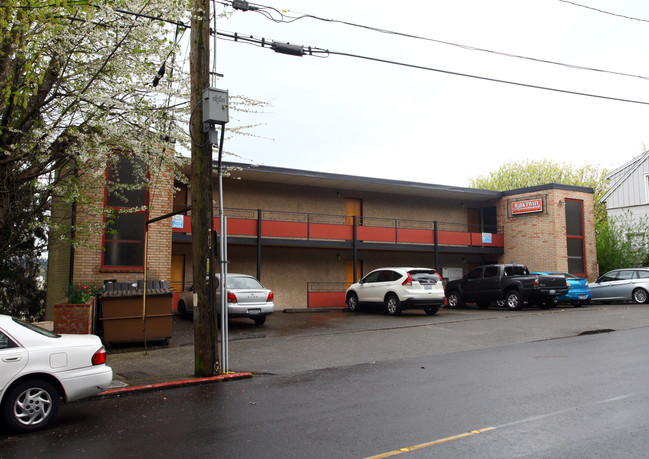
424;285;432;290
579;295;586;299
248;308;261;315
550;290;555;294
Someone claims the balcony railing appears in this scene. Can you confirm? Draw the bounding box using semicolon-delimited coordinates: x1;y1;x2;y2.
172;207;504;248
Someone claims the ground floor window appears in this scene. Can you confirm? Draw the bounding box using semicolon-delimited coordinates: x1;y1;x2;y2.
565;199;585;275
102;154;148;270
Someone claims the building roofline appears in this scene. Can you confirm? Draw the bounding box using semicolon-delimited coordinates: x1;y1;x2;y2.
501;183;594;196
602;150;649;202
221;161;503;202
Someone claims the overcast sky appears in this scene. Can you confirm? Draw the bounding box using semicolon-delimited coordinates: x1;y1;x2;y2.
196;0;649;186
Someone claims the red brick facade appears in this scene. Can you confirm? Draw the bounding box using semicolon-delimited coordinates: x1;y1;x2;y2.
53;298;96;334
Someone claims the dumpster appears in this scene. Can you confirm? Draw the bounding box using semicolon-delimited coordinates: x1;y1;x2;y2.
100;280;173;346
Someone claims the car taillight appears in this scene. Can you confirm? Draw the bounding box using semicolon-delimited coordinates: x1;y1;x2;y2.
402;273;412;286
533;277;540;287
227;291;237;303
267;291;274;302
92;347;107;366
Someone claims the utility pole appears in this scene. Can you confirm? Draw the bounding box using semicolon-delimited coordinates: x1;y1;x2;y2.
190;0;218;376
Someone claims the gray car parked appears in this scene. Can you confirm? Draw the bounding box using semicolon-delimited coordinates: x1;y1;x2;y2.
177;274;274;325
589;268;649;304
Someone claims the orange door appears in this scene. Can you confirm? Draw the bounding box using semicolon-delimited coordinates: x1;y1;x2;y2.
171;254;185;293
467;208;481;233
345;259;362;287
345;198;362;225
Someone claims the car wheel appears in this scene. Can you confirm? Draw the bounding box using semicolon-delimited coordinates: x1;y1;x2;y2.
2;379;60;433
178;300;189;320
346;292;360;312
253;315;266;326
632;288;648;304
446;291;464;309
505;290;522;310
424;306;439;315
384;294;402;316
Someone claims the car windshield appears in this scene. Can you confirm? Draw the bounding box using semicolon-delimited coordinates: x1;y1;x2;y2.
12;318;60;338
227;277;264;290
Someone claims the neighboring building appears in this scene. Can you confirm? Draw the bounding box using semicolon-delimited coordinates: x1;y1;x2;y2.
46;161;597;316
602;150;649;222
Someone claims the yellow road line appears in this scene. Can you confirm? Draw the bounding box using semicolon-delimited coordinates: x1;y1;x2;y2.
365;427;496;459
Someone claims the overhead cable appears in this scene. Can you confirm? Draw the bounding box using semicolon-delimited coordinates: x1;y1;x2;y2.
559;0;649;24
227;0;649;82
215;30;649;106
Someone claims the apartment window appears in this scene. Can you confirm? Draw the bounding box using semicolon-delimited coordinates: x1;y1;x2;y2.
102;155;148;269
565;199;585;275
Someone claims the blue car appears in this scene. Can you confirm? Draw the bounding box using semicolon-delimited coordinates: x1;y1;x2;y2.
532;272;591;306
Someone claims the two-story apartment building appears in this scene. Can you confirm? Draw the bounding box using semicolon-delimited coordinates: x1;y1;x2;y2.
46;161;597;316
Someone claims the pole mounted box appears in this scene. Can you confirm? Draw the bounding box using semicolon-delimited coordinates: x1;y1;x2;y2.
202;88;229;128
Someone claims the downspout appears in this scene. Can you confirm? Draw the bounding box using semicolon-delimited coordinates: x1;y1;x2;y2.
434;221;439;272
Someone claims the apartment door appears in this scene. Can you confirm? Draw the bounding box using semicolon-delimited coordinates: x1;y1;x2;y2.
171;254;185;293
467;208;481;233
345;259;362;287
345;198;362;225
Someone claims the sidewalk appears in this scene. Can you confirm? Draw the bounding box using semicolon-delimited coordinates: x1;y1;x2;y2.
102;308;345;392
102;315;250;394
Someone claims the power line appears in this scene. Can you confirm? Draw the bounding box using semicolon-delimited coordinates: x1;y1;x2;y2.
215;29;649;107
559;0;649;24
226;0;649;82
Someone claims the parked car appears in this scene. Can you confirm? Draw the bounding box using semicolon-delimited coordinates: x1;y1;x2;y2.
177;274;274;325
531;272;591;306
589;268;649;304
345;267;445;316
0;315;113;433
445;264;568;310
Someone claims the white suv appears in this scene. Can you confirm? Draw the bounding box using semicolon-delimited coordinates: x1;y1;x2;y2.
345;267;445;316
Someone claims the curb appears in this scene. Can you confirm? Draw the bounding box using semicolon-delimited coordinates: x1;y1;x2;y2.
99;372;253;396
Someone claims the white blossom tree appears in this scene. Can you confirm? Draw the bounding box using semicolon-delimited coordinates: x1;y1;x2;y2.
0;0;194;317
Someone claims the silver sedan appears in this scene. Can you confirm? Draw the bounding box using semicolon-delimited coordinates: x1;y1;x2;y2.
589;268;649;304
177;274;274;325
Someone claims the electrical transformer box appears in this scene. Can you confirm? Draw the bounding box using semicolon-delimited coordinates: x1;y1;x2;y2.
202;88;229;125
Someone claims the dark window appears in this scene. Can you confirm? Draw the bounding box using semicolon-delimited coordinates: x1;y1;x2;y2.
484;266;499;278
565;199;585;275
598;271;618;283
103;155;148;269
0;330;18;349
467;268;482;280
410;270;441;283
362;271;381;284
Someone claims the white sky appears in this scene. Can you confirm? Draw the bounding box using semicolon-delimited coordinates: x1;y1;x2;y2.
199;0;649;187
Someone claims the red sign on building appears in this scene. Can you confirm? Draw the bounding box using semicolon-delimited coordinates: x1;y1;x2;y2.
511;198;543;215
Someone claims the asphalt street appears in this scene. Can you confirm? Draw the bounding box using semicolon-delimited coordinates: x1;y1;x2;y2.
2;309;649;458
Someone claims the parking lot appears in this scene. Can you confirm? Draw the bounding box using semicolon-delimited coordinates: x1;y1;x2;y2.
107;303;649;384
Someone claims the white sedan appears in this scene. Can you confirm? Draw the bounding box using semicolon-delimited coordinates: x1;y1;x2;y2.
0;314;113;433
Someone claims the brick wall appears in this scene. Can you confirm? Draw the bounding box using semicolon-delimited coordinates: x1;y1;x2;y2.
53;298;95;334
497;188;597;281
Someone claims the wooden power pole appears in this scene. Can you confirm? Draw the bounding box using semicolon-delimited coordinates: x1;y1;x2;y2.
190;0;218;376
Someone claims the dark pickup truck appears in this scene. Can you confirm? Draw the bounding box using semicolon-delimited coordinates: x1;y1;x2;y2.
445;264;568;310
